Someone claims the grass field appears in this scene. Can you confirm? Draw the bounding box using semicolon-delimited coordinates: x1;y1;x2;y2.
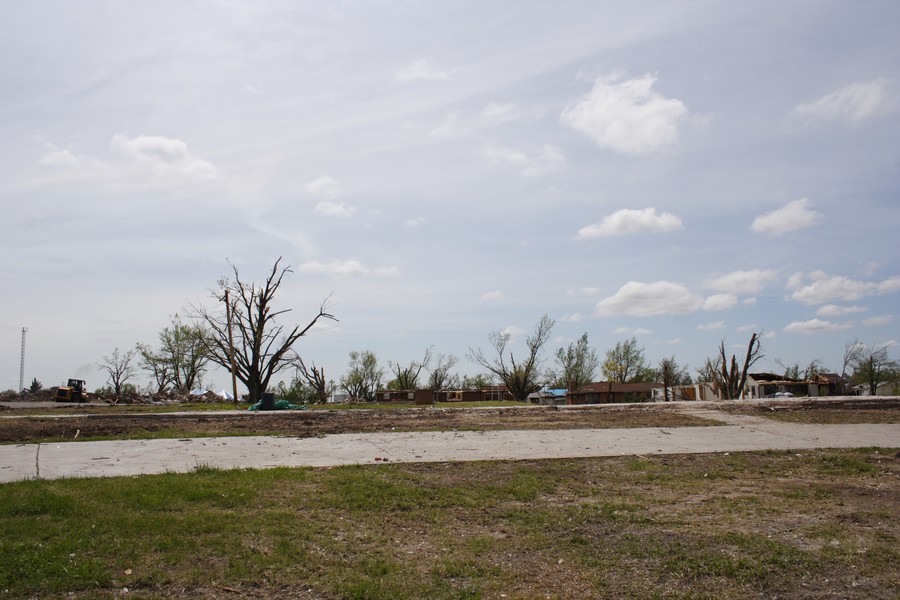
2;448;897;599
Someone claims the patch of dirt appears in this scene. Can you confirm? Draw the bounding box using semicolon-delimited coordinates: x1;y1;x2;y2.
1;399;897;443
0;405;715;443
721;399;900;424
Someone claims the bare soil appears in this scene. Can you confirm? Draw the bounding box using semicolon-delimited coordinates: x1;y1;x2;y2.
2;398;899;444
0;404;717;443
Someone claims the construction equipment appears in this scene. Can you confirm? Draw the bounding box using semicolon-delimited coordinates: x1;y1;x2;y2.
56;379;88;402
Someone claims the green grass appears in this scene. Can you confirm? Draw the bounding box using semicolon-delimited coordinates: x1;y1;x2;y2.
0;449;897;599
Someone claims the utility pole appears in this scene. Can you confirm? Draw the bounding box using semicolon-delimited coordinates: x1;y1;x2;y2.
224;290;239;406
19;327;27;394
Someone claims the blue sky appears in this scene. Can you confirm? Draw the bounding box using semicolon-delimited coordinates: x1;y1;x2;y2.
1;0;898;392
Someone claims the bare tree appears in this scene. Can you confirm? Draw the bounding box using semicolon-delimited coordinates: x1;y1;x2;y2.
716;333;763;399
467;315;555;403
550;333;600;392
428;353;459;391
340;350;383;402
99;347;138;397
293;356;331;404
388;347;433;390
658;356;691;401
839;340;863;394
195;258;336;403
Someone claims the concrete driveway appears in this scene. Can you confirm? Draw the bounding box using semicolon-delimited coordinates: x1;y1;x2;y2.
1;409;897;483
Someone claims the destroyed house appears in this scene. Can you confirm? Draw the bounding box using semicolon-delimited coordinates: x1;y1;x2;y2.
571;382;662;404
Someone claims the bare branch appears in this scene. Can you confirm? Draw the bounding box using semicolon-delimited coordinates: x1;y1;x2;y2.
467;315;555;402
193;257;337;403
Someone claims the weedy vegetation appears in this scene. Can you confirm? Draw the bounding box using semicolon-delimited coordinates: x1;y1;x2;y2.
1;447;897;599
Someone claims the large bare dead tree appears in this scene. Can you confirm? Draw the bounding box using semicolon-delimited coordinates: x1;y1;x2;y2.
467;315;555;403
195;258;336;403
716;333;763;399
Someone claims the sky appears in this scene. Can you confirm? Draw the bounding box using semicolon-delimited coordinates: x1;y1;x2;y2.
2;0;899;393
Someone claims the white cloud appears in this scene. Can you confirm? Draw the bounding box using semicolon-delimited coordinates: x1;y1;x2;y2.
298;260;399;277
702;294;738;311
482;102;517;118
576;207;682;239
697;321;726;331
614;327;652;335
110;134;218;179
314;201;355;218
816;304;867;317
501;325;525;338
743;297;758;305
737;324;757;333
882;339;899;349
560;72;688;156
478;143;565;176
656;338;682;345
793;78;890;124
38;148;80;167
310;320;340;333
480;291;503;301
863;315;893;327
560;313;587;323
595;281;704;317
305;175;340;199
784;319;853;334
396;59;448;82
405;217;425;228
751;198;822;236
787;271;900;305
36;142;109;173
704;269;777;295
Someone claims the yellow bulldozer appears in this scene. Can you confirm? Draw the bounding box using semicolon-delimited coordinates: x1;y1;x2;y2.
56;379;88;402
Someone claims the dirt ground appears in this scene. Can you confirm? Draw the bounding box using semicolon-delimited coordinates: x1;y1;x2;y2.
1;399;898;444
0;404;720;443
